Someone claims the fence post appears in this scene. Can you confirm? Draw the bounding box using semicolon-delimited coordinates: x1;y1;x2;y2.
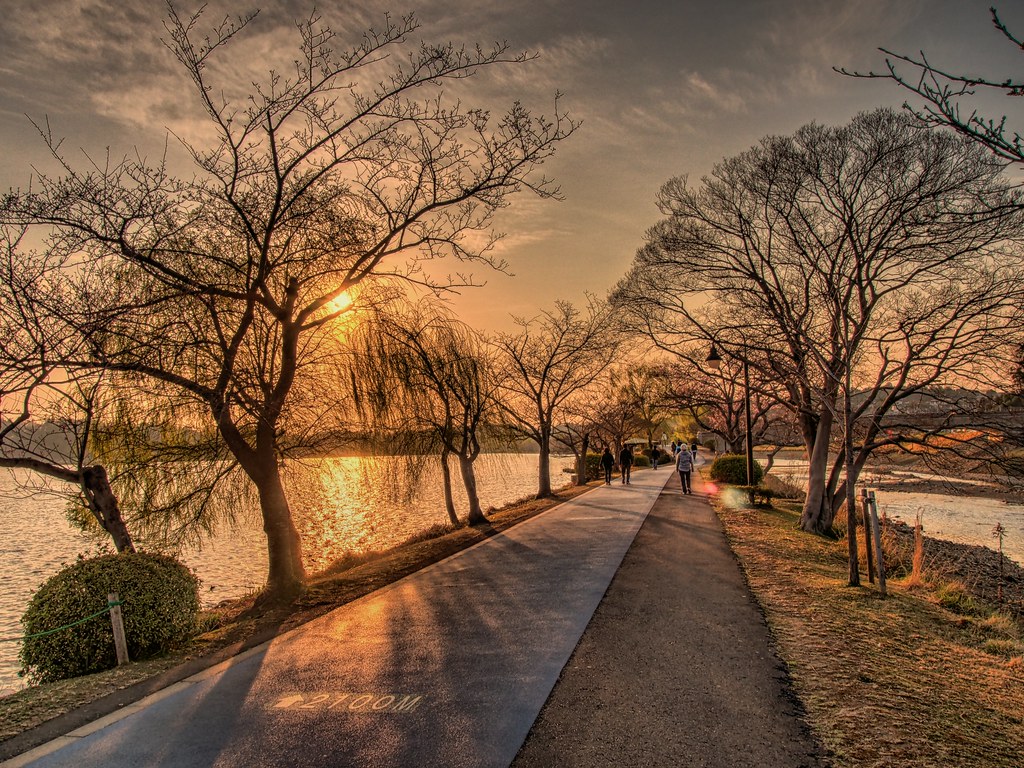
867;492;887;597
861;488;875;584
108;593;129;666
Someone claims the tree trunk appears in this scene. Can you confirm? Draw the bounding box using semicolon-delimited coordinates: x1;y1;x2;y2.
575;433;590;486
844;382;860;586
439;448;459;526
458;454;487;525
250;448;305;601
537;433;553;498
81;465;136;553
800;407;835;534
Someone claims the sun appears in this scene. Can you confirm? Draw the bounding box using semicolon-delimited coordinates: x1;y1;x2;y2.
324;290;354;316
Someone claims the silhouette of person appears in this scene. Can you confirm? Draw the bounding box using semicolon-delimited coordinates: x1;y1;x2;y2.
619;445;634;485
600;447;615;485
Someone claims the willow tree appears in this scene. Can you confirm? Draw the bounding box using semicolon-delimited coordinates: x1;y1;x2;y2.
1;8;575;600
349;301;496;526
0;229;137;551
617;109;1024;543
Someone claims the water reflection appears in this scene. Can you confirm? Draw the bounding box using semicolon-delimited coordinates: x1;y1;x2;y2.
0;454;572;694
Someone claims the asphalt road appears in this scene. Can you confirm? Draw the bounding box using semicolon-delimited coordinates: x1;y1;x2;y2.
4;469;672;768
512;464;827;767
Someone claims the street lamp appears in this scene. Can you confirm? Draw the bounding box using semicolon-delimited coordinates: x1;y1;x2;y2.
706;344;755;490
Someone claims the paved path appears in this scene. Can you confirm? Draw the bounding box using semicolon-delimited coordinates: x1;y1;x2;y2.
5;469;673;768
513;465;826;767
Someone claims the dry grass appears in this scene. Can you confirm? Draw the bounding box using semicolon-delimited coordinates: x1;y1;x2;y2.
715;500;1024;768
0;482;595;742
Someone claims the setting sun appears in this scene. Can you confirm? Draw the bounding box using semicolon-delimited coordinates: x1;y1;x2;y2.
325;291;354;316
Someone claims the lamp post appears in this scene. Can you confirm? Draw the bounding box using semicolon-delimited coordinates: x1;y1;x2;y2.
706;344;755;490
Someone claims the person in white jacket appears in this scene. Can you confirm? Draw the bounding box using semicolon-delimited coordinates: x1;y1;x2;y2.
675;447;694;494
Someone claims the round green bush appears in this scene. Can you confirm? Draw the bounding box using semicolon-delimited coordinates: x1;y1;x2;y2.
708;453;763;486
20;552;200;683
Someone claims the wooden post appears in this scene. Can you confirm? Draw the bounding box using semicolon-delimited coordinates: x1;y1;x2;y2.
867;493;887;597
861;488;875;583
108;593;129;666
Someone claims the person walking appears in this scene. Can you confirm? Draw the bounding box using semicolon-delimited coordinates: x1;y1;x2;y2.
600;447;615;485
618;444;634;485
676;445;694;495
650;445;661;470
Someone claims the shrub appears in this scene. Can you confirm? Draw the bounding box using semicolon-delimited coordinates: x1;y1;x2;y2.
20;552;200;683
631;453;650;468
584;453;604;481
708;454;763;486
737;485;775;506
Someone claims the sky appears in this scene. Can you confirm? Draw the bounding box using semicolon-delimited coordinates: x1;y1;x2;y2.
2;0;1024;331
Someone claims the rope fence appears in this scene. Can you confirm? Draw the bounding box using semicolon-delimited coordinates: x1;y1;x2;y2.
0;598;125;644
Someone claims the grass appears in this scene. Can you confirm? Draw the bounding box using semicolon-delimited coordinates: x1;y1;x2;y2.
715;499;1024;768
0;482;596;743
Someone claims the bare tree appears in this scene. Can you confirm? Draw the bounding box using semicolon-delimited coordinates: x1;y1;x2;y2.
491;298;620;498
618;363;674;448
1;8;575;600
843;7;1024;165
657;356;782;455
617;109;1024;559
581;366;647;461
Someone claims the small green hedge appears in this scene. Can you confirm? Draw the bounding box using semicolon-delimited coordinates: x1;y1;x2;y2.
631;454;651;468
737;485;775;506
709;453;764;485
20;553;200;683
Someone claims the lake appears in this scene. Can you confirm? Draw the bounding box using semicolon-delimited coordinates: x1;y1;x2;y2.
0;453;574;695
2;454;1019;696
766;461;1024;565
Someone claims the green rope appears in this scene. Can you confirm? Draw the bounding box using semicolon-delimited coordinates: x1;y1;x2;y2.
0;600;125;644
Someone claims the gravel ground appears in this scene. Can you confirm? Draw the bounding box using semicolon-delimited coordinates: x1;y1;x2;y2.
513;468;828;768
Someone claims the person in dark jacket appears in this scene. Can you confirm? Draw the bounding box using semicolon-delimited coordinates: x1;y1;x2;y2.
650;445;661;469
618;445;634;485
600;447;615;485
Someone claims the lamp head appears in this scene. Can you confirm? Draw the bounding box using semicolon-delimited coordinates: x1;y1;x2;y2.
706;344;723;371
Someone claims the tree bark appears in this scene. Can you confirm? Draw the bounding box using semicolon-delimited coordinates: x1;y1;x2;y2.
458;454;486;525
439;448;459;526
537;433;552;498
576;432;590;486
255;471;304;599
800;407;835;534
246;438;305;601
81;465;136;553
844;379;860;586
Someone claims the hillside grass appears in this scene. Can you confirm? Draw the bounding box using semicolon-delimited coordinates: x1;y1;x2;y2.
716;499;1024;768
